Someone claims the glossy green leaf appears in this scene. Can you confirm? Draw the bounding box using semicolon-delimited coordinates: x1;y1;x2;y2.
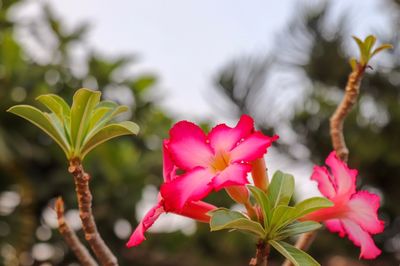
269;205;296;233
352;36;366;64
7;105;70;157
268;171;295;209
248;185;271;227
269;240;320;266
209;208;266;238
70;88;101;153
293;197;333;219
86;101;129;139
36;94;71;123
80;121;139;159
275;221;321;240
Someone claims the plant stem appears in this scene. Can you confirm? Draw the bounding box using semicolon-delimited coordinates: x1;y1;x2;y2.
249;240;270;266
282;64;367;266
69;159;118;266
55;197;98;266
330;64;366;162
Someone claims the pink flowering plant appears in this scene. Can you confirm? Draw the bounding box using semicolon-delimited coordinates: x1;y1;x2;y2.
6;35;392;266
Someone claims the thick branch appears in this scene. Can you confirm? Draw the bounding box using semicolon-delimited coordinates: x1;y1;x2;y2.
55;197;98;266
330;65;366;162
69;159;118;266
249;240;269;266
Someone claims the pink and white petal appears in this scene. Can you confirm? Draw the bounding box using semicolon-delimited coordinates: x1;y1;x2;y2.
126;202;165;247
310;166;336;199
163;140;176;182
208;115;255;152
325;219;346;237
212;163;252;190
347;191;384;234
168;121;214;170
326;151;357;197
179;201;217;222
341;219;382;259
230;132;278;163
160;167;214;211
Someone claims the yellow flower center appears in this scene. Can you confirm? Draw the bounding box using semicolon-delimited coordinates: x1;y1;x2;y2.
211;152;231;172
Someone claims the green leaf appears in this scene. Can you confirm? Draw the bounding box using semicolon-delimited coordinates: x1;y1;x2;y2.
86;101;129;138
209;208;266;238
248;185;271;228
269;240;320;266
7;105;70;157
371;44;393;58
80;121;139;159
352;36;366;64
70;88;101;154
293;197;333;219
268;171;295;209
269;205;296;234
349;58;357;71
364;35;376;55
275;221;321;240
36;94;71;122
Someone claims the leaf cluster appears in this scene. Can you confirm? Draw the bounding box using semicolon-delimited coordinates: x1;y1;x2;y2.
350;35;392;70
209;171;333;266
7;88;139;160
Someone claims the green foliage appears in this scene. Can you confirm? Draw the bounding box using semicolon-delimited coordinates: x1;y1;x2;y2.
209;208;266;237
269;240;320;266
351;35;392;69
209;171;332;265
7;88;139;160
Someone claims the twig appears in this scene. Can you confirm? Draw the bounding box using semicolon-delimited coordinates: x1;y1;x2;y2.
55;197;98;266
249;240;270;266
69;158;118;266
282;64;367;266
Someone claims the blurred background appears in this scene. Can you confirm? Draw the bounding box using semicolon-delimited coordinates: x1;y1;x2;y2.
0;0;399;265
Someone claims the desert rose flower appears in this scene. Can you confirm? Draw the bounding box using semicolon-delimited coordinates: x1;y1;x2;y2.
127;141;217;247
160;115;278;211
302;152;384;259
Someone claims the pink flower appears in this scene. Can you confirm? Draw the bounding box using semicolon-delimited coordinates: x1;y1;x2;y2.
160;115;278;211
126;142;217;247
127;115;277;247
302;152;384;259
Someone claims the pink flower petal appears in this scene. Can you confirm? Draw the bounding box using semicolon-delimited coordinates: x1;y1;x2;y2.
163;140;176;182
211;163;252;190
160;167;214;211
341;219;382;259
126;202;164;247
310;166;336;199
168;121;214;170
348;191;384;234
230;132;278;163
180;201;217;222
208;115;254;152
326;151;357;198
325;219;346;237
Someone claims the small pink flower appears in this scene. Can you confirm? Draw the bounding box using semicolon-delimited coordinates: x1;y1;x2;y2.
302;152;384;259
126;142;217;247
160;115;278;211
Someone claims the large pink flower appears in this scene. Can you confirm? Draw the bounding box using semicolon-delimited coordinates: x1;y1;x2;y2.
160;115;278;211
302;152;384;259
126;141;217;247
